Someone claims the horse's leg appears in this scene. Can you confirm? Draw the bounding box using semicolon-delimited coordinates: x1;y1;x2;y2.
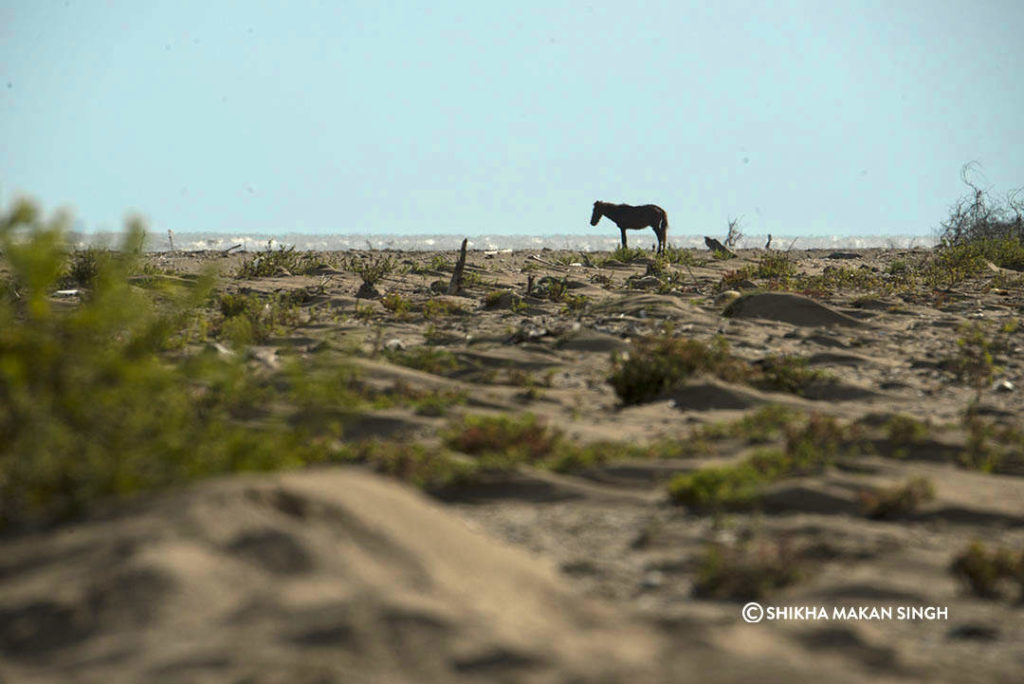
620;227;628;250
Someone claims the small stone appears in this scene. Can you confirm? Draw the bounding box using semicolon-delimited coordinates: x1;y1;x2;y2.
384;338;405;351
993;379;1014;392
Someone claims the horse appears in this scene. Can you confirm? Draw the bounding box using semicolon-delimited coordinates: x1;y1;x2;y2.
590;201;668;254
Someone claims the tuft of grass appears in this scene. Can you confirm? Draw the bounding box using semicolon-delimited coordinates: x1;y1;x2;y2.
422;297;466;319
381;292;412;318
885;414;930;446
942;322;999;400
215;291;302;347
346;252;398;286
859;477;935;519
443;413;562;465
384;346;459;375
949;541;1024;601
669;414;847;510
693;538;805;601
755;355;830;396
336;440;475;492
237;242;328;278
608;335;748;406
698;405;802;444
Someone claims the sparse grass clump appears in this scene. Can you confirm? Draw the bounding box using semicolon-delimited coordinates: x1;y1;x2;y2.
422;297;466;319
608;335;748;405
950;541;1024;601
346;252;398;286
693;538;805;601
602;246;649;264
669;414;847;510
384;346;459;375
885;414;930;446
381;292;411;317
237;242;328;278
859;477;935;519
697;405;801;444
755;355;830;395
337;440;475;492
443;413;562;465
216;291;302;346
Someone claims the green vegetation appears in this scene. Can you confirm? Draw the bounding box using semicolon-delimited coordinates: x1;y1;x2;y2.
859;477;935;519
443;413;562;466
668;414;847;510
421;297;466;319
693;538;805;601
381;292;412;317
756;355;830;395
608;333;831;406
950;541;1024;601
0;200;348;527
943;322;999;398
346;252;398;286
237;242;329;277
216;291;302;347
384;346;459;375
608;335;748;405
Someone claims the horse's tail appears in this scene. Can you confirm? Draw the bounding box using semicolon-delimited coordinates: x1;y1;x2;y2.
659;208;669;242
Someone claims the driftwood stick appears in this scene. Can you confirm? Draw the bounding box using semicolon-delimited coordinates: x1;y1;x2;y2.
447;238;468;295
704;236;737;258
222;243;243;255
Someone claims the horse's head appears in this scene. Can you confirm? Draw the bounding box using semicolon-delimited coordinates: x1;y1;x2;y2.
590;201;604;226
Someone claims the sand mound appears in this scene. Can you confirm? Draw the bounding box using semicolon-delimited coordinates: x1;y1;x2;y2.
725;293;866;328
666;378;806;411
0;469;662;684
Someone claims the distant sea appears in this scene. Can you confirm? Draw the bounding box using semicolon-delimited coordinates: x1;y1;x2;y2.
67;232;939;253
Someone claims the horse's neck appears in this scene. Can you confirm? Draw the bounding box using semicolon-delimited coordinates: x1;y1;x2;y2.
604;204;629;221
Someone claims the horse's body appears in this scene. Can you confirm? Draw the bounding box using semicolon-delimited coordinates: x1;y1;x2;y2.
590;201;668;254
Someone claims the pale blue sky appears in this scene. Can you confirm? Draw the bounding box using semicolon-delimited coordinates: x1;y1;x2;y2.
2;1;1022;238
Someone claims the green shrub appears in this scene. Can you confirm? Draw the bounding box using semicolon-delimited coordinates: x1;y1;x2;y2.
443;413;562;464
384;346;459;375
756;355;829;395
347;252;398;285
237;242;327;278
0;201;343;526
608;335;748;405
859;477;935;519
950;541;1024;600
693;538;804;601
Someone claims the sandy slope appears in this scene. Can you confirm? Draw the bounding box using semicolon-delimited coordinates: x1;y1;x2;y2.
2;246;1022;682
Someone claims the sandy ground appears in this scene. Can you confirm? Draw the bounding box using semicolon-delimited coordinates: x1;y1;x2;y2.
1;245;1022;682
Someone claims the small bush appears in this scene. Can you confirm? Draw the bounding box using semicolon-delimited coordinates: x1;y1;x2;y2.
755;355;829;395
859;477;935;519
885;414;930;445
693;538;804;601
338;440;475;492
347;253;398;285
939;163;1023;253
0;200;340;527
237;242;326;278
384;346;458;375
608;335;748;405
443;413;562;465
381;292;411;317
950;541;1024;600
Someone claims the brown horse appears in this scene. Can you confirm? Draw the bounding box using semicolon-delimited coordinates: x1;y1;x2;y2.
590;201;668;254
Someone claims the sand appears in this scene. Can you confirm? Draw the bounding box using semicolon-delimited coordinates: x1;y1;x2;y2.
1;246;1022;683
